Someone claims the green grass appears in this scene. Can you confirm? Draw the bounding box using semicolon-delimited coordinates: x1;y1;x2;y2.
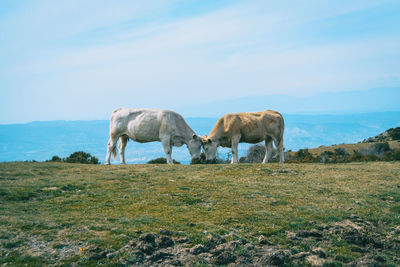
0;162;399;265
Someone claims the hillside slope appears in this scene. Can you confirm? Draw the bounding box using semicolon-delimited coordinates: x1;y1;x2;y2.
303;127;400;160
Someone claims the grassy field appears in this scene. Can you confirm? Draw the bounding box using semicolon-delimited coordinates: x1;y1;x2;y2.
0;162;399;266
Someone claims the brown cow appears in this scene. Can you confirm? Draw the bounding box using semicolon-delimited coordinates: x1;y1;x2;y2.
202;110;284;164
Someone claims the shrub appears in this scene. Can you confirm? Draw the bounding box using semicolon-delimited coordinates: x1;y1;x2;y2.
387;127;400;140
392;149;400;160
382;148;400;161
243;145;265;163
347;150;364;162
190;153;223;164
239;144;280;163
64;151;99;164
359;142;391;157
48;155;62;162
334;147;348;156
294;149;318;163
147;158;180;164
321;151;334;157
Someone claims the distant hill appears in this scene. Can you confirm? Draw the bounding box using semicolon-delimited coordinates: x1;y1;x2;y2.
0;112;399;164
240;127;400;163
285;127;400;163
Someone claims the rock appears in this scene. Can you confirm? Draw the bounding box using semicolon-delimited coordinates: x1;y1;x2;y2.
244;243;255;250
139;233;157;243
269;250;291;266
333;220;380;247
306;255;325;266
348;214;364;223
286;231;298;240
210;240;240;256
106;252;115;259
212;251;237;265
296;229;323;238
311;247;326;258
127;240;136;247
349;245;366;253
190;244;206;255
292;252;311;259
82;245;100;252
157;236;174;248
151;250;173;261
175;237;189;243
163;259;182;266
225;240;240;250
206;234;225;248
351;254;386;266
258;235;268;245
137;242;155;255
89;250;107;260
159;228;174;235
119;234;128;239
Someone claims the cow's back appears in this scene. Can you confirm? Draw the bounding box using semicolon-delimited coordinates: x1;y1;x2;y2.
109;108;162;142
109;108;192;143
210;110;284;144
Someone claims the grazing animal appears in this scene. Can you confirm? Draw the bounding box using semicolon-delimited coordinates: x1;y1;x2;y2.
105;108;202;165
202;110;285;164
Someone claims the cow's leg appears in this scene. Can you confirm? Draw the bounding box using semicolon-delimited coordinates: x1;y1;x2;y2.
262;136;273;163
271;135;285;164
105;134;119;165
231;135;241;164
119;135;128;165
277;136;285;164
161;138;173;164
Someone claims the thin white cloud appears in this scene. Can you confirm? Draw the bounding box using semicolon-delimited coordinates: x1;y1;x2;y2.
1;0;399;123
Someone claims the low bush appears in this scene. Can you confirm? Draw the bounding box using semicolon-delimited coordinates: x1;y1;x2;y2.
294;149;319;163
382;148;400;161
48;156;62;162
387;127;400;140
190;153;223;164
46;151;99;164
147;158;181;164
359;142;391;157
64;151;99;164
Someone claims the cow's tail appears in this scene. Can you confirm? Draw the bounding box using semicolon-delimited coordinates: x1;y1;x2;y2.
112;145;118;160
276;114;285;162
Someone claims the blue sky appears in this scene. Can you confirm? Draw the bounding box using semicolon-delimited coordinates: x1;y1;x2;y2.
0;0;399;123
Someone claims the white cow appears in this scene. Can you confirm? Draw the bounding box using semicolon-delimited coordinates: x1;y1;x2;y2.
202;110;285;164
105;108;202;164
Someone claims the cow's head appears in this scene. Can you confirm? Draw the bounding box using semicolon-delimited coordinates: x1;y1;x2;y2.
202;135;218;160
187;134;202;159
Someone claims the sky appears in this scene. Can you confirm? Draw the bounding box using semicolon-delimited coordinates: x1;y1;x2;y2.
0;0;399;124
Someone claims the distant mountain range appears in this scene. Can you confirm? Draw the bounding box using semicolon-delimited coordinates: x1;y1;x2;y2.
0;111;399;164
